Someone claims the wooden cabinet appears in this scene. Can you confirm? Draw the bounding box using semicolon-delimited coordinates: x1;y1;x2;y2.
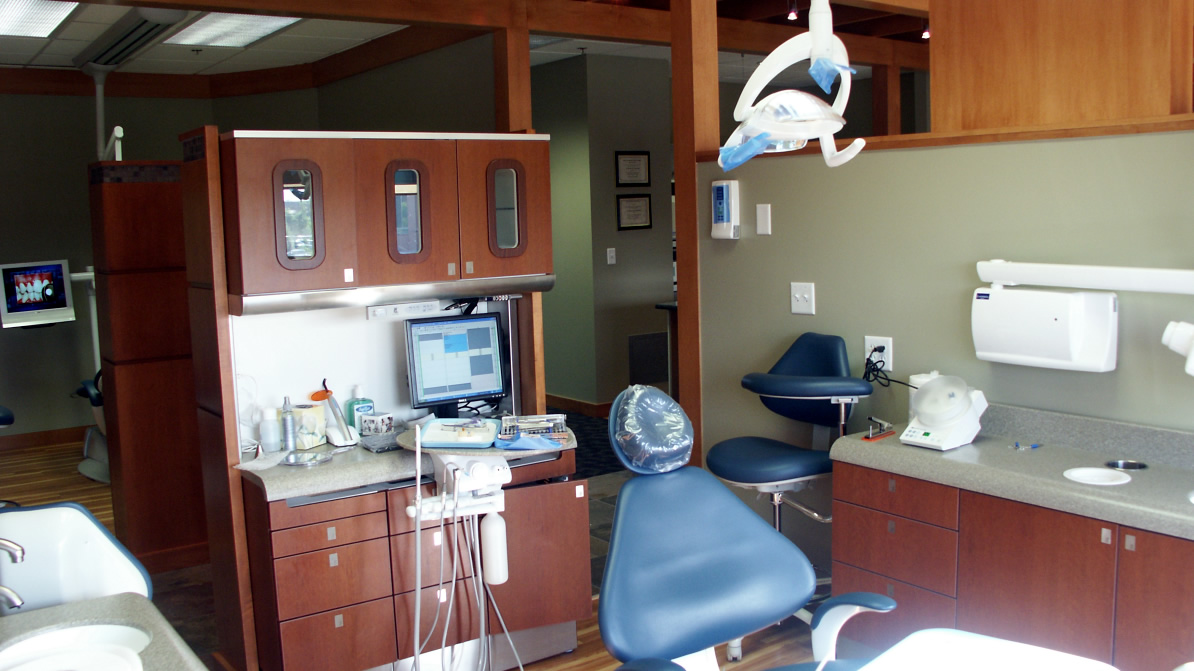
220;134;551;296
1114;528;1194;671
957;492;1117;663
831;463;959;651
221;137;359;296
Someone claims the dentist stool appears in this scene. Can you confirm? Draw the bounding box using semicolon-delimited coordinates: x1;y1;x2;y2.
706;333;871;533
0;405;12;429
599;385;893;671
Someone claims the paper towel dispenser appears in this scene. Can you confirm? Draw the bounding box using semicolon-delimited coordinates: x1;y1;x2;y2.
971;286;1118;372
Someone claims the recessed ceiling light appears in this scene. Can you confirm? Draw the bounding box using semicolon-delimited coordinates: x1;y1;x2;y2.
0;0;77;38
165;12;299;48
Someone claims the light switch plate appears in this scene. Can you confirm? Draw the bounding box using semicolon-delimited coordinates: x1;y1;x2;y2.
757;204;772;235
791;282;815;315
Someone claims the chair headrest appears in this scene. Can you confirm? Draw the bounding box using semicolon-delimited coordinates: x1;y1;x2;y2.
608;385;693;475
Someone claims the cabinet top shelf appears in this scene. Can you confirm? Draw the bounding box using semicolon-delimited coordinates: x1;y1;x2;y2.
221;130;551;142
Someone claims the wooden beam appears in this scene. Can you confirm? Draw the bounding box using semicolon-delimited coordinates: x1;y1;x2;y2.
310;25;483;89
716;14;928;67
526;0;671;44
871;63;902;134
834;0;929;17
494;0;534;132
672;0;717;464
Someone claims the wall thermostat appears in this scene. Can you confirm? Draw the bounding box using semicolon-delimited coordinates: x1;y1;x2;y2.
711;180;740;239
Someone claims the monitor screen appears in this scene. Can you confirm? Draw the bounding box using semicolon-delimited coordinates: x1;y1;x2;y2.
405;312;509;414
0;259;75;328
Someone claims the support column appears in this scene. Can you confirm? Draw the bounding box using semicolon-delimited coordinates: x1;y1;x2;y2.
671;0;719;463
871;63;903;136
494;0;533;133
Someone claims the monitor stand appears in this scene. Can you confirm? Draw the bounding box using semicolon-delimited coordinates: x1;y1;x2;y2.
432;402;459;419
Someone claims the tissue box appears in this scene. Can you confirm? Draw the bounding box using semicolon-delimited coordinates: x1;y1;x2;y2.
360;412;394;436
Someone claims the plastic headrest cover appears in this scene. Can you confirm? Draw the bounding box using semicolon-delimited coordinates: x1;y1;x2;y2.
609;385;693;475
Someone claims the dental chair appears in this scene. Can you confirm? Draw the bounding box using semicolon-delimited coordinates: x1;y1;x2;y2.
0;404;12;430
599;386;894;671
706;333;871;533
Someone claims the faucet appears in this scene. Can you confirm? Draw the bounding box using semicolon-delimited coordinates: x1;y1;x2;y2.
0;538;24;564
0;585;22;609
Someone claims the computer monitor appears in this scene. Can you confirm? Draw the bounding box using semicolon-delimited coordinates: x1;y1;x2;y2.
405;312;509;418
0;259;75;328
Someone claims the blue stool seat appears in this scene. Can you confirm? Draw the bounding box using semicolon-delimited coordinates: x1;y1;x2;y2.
706;437;832;485
0;405;12;428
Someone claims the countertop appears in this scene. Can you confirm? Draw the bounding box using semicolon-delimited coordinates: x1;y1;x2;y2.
0;593;206;670
831;423;1194;540
241;428;576;502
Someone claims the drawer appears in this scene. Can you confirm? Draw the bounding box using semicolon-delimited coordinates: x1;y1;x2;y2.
834;463;959;529
394;580;482;658
832;500;958;597
391;527;472;594
387;484;437;535
269;491;387;530
271;510;389;558
832;561;956;652
280;596;398;671
274;537;393;620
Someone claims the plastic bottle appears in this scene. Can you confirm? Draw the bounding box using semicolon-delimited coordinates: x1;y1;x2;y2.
259;411;281;453
344;385;374;429
281;397;296;452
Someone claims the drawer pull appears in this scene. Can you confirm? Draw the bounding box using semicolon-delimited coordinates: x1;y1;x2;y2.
887;520;896;534
1100;528;1112;545
327;526;337;541
888;478;896;493
433;531;442;547
334;614;344;628
329;552;339;568
886;583;895;597
1124;534;1136;551
437;588;448;603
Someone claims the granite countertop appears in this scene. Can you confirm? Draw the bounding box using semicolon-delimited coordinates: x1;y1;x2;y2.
241;429;577;502
831;416;1194;540
0;593;206;670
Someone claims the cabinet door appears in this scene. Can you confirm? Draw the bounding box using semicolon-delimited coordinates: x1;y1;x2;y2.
1114;528;1194;671
486;480;592;632
355;139;461;286
832;500;957;596
832;561;955;652
957;491;1117;663
273;537;393;620
279;597;397;671
456;140;552;280
394;579;481;658
221;137;358;295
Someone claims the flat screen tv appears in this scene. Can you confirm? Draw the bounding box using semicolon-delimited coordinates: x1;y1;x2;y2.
0;259;75;328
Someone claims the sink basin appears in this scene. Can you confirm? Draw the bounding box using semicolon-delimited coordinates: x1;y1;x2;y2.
1064;467;1131;486
0;503;150;616
0;624;149;671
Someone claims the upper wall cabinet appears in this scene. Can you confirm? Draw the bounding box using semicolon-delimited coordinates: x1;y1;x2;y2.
219;133;551;297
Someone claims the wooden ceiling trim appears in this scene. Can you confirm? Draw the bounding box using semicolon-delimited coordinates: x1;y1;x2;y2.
309;25;483;88
0;68;213;97
526;0;671;44
208;63;315;97
717;17;927;67
834;0;928;18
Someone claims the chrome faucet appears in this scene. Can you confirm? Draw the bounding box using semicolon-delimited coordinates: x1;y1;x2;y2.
0;585;22;609
0;538;24;563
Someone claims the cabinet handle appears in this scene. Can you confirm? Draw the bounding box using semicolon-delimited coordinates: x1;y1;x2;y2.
334;614;344;628
1124;534;1136;551
887;520;896;534
329;552;339;567
1100;528;1112;545
888;478;896;493
326;526;337;541
886;583;895;597
465;261;474;275
448;262;456;276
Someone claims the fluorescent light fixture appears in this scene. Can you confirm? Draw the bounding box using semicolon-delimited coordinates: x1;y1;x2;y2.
0;0;77;38
165;12;299;48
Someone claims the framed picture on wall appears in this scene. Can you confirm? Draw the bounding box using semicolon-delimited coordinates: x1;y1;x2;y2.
617;194;652;230
615;151;651;187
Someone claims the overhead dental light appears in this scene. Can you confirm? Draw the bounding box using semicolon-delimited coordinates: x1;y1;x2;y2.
719;0;864;170
787;1;799;21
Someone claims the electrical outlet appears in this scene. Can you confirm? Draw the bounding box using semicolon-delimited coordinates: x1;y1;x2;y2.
606;248;616;265
790;282;815;315
864;336;893;373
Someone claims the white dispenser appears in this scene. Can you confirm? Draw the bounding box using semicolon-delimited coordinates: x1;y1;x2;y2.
971;286;1118;372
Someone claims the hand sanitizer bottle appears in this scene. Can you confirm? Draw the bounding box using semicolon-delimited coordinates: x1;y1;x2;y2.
281;396;296;452
345;385;374;429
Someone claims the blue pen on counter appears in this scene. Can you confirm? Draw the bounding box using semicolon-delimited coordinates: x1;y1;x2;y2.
1012;441;1041;451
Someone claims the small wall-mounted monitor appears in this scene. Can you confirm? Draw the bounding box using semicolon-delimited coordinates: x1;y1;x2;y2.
405;312;509;418
0;259;75;328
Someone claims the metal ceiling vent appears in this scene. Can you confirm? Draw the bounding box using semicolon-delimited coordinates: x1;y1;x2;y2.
72;7;188;67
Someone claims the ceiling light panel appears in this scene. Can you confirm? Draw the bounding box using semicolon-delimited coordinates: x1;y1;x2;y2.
0;0;77;38
166;12;300;48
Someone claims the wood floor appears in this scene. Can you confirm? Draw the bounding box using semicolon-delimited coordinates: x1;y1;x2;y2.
0;439;114;531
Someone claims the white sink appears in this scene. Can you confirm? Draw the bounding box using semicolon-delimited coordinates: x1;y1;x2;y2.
0;624;149;671
0;503;150;616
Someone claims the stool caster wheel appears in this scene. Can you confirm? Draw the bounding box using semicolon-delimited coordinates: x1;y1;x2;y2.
725;638;743;662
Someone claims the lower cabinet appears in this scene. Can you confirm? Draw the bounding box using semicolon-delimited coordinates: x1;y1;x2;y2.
243;475;592;671
834;463;1194;670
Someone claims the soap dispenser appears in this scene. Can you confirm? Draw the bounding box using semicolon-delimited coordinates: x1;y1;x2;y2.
345;386;374;428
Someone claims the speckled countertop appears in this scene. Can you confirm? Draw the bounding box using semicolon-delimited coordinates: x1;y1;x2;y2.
0;593;206;670
241;429;576;502
831;404;1194;540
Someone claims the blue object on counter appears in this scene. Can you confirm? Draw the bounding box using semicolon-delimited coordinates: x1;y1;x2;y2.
494;433;562;451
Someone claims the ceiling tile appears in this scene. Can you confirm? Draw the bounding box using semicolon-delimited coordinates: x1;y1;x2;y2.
0;36;42;55
29;53;74;67
135;42;241;64
40;38;86;56
283;19;403;41
254;33;356;56
117;58;210;75
0;53;31;65
71;4;133;24
54;19;108;41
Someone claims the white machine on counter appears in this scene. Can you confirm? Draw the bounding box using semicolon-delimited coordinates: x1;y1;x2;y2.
900;375;988;451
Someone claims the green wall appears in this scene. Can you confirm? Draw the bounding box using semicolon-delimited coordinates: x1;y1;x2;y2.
532;57;597;402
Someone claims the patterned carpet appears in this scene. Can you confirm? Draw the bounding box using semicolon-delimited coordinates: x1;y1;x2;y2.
549;407;625;481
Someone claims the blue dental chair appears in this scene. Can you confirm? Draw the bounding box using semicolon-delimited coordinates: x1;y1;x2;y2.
706;333;871;533
0;404;12;429
599;386;893;671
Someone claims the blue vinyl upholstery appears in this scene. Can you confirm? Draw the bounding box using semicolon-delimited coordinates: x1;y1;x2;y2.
0;404;12;428
705;436;832;484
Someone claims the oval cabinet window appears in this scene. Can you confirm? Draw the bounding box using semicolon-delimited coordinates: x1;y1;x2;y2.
273;160;326;270
487;159;527;257
386;161;430;264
